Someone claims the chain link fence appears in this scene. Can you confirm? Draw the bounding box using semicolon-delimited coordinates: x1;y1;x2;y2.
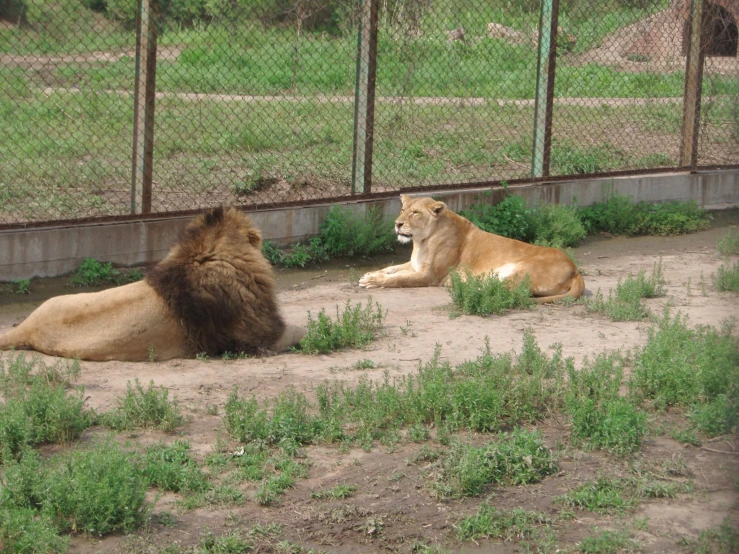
1;0;737;227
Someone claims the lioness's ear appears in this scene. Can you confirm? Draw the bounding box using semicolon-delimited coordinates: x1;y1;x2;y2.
246;228;262;248
431;201;446;216
400;194;411;206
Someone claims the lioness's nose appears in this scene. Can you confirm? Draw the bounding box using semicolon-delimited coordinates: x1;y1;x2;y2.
396;221;403;229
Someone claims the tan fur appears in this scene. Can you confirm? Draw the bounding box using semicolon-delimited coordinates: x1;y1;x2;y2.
0;207;305;362
359;195;585;303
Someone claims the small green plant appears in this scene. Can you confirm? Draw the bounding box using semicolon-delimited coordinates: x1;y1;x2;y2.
460;194;533;242
5;279;30;295
712;260;739;292
1;439;150;537
454;504;551;541
352;359;376;370
299;298;387;354
430;429;558;498
579;528;640;553
682;518;739;554
585;261;665;321
448;269;534;316
68;258;142;287
0;354;91;463
319;205;396;258
141;440;210;493
310;483;356;500
556;477;636;514
100;379;183;433
716;229;739;256
530;203;587;248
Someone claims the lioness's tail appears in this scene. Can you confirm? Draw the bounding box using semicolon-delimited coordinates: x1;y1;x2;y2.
533;272;585;305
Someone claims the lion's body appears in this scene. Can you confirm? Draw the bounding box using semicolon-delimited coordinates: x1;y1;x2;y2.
359;195;585;303
0;207;305;361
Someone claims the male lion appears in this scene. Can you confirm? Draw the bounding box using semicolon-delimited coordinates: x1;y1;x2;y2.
359;194;585;303
0;207;305;361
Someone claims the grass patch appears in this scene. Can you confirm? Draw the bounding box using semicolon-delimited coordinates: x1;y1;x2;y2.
585;260;666;321
579;528;640;553
716;229;739;256
67;258;143;287
682;518;739;554
429;429;558;498
631;311;739;434
311;483;356;500
556;477;637;514
567;352;647;455
299;298;387;354
0;354;90;463
3;280;30;295
1;439;149;540
712;260;739;292
140;440;210;493
99;379;183;433
448;269;534;316
454;504;551;541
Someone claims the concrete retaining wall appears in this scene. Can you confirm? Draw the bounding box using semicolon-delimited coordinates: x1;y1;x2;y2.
1;169;737;281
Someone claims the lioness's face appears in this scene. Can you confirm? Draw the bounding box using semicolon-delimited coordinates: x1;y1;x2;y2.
394;195;446;244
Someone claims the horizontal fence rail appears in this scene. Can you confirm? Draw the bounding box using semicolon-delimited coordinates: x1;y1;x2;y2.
0;0;737;228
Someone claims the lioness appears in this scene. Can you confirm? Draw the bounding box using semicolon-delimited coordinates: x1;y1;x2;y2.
0;207;305;361
359;194;585;303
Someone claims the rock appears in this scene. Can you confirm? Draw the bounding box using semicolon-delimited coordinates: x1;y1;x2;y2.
447;27;465;42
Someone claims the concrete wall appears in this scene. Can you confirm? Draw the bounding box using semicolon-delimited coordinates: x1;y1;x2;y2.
1;169;737;281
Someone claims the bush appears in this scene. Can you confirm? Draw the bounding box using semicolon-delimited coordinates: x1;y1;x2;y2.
300;298;386;354
141;440;210;493
713;260;739;292
460;194;533;242
319;205;396;258
530;204;587;248
99;379;183;432
585;261;665;321
68;258;142;287
448;269;534;316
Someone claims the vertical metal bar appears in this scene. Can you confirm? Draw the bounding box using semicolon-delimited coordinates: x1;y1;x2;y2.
351;0;379;194
679;0;705;168
131;0;158;214
531;0;559;179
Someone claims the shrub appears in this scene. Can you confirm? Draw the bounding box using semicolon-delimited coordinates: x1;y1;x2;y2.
68;258;142;287
454;505;551;541
0;505;69;554
713;260;739;292
716;229;739;256
460;194;534;242
141;440;210;493
530;204;587;248
319;205;396;258
300;298;386;354
585;261;665;321
99;379;183;432
448;269;534;316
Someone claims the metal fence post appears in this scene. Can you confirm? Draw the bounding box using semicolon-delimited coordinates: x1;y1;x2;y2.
351;0;379;195
679;0;705;168
531;0;559;179
131;0;158;214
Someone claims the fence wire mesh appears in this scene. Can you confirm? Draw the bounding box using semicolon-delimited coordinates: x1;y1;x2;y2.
0;0;737;226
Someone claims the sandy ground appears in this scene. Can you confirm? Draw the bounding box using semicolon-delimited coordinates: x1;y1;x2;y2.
0;212;738;553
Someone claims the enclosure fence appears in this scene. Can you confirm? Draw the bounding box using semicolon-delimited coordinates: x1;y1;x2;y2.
0;0;737;227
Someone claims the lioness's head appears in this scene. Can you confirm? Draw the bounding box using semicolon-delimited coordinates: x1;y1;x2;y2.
394;195;446;244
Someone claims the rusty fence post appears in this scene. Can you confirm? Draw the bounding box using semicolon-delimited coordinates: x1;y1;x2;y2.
531;0;559;179
131;0;158;214
351;0;379;195
679;0;706;168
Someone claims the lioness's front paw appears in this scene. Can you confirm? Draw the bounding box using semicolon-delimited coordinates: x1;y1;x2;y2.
358;271;385;288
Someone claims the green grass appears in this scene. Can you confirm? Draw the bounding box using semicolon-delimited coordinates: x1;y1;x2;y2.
712;260;739;292
68;258;143;287
682;518;739;554
557;477;637;514
0;354;90;463
311;483;356;500
429;429;558;498
3;280;30;295
299;298;387;354
448;269;534;316
631;311;739;434
140;440;210;494
585;260;666;321
579;528;639;553
454;504;552;541
1;439;150;539
99;379;183;433
716;229;739;256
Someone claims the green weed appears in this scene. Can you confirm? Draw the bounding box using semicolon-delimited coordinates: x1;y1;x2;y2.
311;483;356;500
429;429;558;498
141;440;210;493
319;205;396;258
0;505;69;553
1;439;149;537
4;280;30;295
713;260;739;292
68;258;143;287
585;261;665;321
716;229;739;256
631;311;739;434
0;354;90;463
682;518;739;554
262;238;329;269
578;528;640;553
448;269;534;316
530;204;587;248
556;477;636;514
300;298;387;354
460;194;533;242
99;379;183;433
454;504;551;541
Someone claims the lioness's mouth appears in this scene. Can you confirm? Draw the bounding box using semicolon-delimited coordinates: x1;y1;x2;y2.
397;232;412;244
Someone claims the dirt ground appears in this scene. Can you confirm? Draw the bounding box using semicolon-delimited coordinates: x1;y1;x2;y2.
1;212;738;553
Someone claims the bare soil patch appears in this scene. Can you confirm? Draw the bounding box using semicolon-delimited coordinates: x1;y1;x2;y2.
1;213;738;553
